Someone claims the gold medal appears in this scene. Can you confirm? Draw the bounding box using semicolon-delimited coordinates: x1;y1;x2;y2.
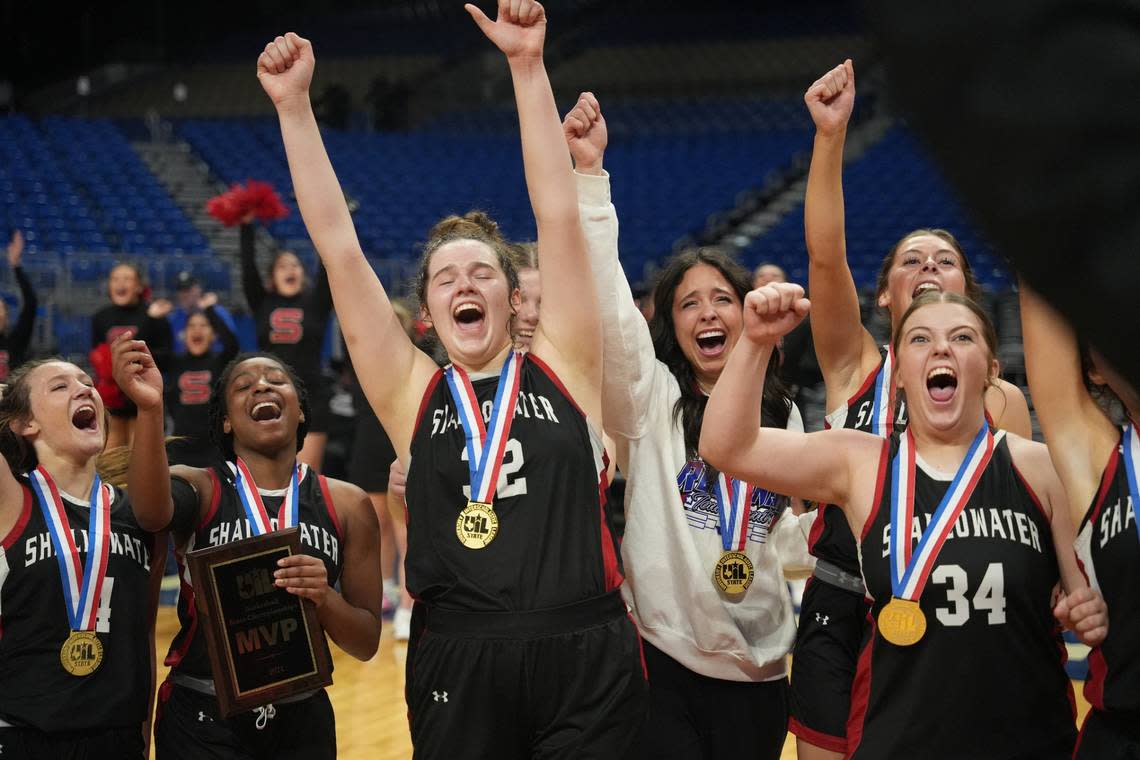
60;630;103;676
878;597;927;646
456;500;499;550
712;551;754;595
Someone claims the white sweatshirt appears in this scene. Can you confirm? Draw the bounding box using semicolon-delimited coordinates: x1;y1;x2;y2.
577;170;815;682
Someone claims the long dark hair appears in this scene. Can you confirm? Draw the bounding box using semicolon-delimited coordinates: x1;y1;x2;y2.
648;248;791;458
208;353;311;463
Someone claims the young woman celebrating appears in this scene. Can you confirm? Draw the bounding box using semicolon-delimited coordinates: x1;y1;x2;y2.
0;358;167;758
1022;285;1140;758
701;284;1106;759
0;230;39;382
792;59;1034;759
116;341;382;759
257;4;646;757
564;92;814;759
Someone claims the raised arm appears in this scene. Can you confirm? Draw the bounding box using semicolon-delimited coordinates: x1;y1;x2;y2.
468;1;601;417
239;222;266;313
258;32;436;460
1020;283;1118;520
563;93;663;439
201;295;241;365
700;283;881;515
7;232;38;360
803;60;881;406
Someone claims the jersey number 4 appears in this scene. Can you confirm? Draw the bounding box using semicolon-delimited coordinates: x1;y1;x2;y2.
932;562;1006;626
460;438;528;499
95;577;115;633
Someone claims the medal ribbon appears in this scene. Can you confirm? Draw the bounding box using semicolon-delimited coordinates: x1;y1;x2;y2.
714;473;754;552
445;351;524;504
890;423;993;599
229;458;304;535
1122;422;1140;545
29;467;112;631
871;344;897;438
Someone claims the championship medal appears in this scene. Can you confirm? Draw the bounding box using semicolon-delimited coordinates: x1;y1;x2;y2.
60;630;104;676
456;500;500;549
713;550;754;595
878;597;927;646
881;423;993;646
28;467;112;676
444;352;524;550
229;458;305;536
712;472;755;595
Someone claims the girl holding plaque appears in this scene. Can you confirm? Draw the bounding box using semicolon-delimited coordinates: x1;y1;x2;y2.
700;284;1106;759
793;59;1035;759
0;359;167;757
255;4;646;758
116;344;383;759
1021;285;1140;758
563;93;814;758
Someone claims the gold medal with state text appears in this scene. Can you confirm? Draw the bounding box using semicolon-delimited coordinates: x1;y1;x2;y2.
60;630;103;676
878;597;927;646
713;550;754;595
456;500;499;550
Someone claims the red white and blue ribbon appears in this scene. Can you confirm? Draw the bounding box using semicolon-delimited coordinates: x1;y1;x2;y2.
29;467;112;631
1122;422;1140;545
444;351;524;504
229;458;304;535
871;345;898;438
890;423;994;599
714;474;754;552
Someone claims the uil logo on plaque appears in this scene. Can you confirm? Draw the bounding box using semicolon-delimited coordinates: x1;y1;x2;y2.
713;551;754;595
456;501;499;550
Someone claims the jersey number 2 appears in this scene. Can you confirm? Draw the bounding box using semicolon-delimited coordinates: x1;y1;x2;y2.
461;438;528;499
932;562;1006;627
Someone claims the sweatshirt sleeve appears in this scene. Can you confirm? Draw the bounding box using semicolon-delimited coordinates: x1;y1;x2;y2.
9;266;38;361
240;223;265;313
769;402;818;575
576;170;666;440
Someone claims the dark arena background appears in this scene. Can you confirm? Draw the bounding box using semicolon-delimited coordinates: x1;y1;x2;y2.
3;1;1120;757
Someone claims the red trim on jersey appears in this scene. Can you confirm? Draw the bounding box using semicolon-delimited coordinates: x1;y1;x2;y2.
413;369;445;432
1011;458;1051;524
2;486;33;549
164;556;199;668
860;437;893;542
788;716;848;754
596;451;624;592
527;353;587;419
807;503;828;555
1085;645;1108;711
845;609;877;756
200;468;222;530
318;474;343;542
844;358;883;416
154;677;174;726
1086;444;1121;526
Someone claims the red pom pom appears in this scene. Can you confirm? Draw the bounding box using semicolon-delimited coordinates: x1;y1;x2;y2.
245;179;290;223
205;184;248;227
89;343;127;411
205;180;289;226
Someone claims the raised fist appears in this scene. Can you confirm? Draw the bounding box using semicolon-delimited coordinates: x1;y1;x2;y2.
257;33;315;109
466;0;547;61
742;283;810;346
6;230;24;268
804;59;855;136
563;91;607;174
198;292;219;310
147;298;173;320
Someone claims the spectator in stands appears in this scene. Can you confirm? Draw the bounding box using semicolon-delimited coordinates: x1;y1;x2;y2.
164;292;240;467
166;271;237;355
0;230;38;381
90;262;172;448
790;59;1031;760
239;218;333;470
752;262;787;288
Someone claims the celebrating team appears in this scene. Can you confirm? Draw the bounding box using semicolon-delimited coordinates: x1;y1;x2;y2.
0;3;1135;759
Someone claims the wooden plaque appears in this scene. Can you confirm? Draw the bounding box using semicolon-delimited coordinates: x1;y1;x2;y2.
187;527;332;717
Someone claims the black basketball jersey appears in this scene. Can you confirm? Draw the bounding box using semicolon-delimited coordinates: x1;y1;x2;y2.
811;346;908;575
0;481;157;732
165;465;343;679
849;433;1075;759
166;354;227;444
241;224;332;388
1075;432;1140;715
405;354;623;612
90;303;174;371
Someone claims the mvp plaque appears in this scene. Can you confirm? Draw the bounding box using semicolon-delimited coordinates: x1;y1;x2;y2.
187;527;332;717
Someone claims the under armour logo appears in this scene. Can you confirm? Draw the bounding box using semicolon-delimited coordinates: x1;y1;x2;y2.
433;691;449;703
815;613;830;626
254;704;277;730
197;711;213;723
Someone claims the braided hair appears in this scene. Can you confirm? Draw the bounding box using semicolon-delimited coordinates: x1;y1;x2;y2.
207;353;311;464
